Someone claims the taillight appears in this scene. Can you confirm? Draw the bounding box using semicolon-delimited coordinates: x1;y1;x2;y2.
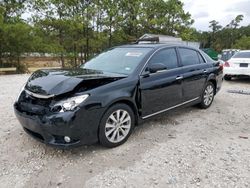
224;61;230;67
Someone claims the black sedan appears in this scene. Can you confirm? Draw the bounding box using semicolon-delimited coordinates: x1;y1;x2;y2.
14;44;223;148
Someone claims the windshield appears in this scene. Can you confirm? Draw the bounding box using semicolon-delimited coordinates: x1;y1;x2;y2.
81;47;152;75
233;52;250;58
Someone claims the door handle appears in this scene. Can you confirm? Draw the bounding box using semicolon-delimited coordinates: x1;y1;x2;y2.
176;76;183;80
203;70;208;73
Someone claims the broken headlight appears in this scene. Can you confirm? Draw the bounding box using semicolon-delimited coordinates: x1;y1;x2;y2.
53;94;89;112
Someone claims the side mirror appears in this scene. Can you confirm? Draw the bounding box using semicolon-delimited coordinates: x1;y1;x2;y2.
147;63;167;73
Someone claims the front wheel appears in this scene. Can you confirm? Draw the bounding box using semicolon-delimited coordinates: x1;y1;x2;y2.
199;82;215;109
99;103;135;148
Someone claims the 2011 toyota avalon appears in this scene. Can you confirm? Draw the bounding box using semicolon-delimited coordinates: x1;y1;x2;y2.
14;44;223;148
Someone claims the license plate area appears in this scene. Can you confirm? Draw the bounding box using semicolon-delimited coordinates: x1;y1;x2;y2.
240;63;248;67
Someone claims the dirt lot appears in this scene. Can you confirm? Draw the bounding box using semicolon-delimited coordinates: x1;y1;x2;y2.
0;75;250;188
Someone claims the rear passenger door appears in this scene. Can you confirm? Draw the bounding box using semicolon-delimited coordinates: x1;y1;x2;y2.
178;48;210;101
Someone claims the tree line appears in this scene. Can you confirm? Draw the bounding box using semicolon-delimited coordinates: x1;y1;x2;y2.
0;0;250;72
195;15;250;52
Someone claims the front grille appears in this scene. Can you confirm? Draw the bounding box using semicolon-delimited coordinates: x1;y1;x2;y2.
24;91;51;106
17;91;52;115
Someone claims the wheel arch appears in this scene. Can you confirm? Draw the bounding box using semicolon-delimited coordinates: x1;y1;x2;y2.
209;79;217;94
207;74;217;95
104;98;139;125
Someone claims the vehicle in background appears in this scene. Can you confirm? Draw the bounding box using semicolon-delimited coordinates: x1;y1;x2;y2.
224;50;250;80
201;48;219;61
220;49;240;62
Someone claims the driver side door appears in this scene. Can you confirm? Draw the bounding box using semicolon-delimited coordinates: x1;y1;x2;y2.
139;47;183;118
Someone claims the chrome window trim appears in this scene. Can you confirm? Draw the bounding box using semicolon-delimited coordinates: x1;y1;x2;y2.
25;89;55;99
142;97;199;119
139;46;207;76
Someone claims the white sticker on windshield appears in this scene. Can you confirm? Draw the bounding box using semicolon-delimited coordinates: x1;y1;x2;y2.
125;52;143;57
125;67;131;71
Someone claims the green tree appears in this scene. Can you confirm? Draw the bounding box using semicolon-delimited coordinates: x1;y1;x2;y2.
0;0;34;72
229;14;244;29
233;36;250;50
120;0;142;40
208;20;222;48
209;20;222;33
165;0;194;36
100;0;122;47
0;0;26;22
0;6;4;66
0;0;207;72
31;0;75;67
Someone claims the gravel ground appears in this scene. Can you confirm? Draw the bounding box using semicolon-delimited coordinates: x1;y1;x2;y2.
0;74;250;188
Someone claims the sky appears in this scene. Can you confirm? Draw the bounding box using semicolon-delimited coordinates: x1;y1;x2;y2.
182;0;250;31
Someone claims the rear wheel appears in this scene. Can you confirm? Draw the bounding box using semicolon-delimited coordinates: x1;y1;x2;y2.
199;82;215;109
224;75;232;81
99;103;135;148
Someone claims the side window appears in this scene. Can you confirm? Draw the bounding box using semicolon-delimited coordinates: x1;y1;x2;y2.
148;48;178;69
198;52;206;63
201;51;215;63
179;48;200;66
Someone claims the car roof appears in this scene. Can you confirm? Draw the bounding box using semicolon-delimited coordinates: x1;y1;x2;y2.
118;43;200;51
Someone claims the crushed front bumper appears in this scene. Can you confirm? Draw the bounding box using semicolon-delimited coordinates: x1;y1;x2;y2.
14;102;105;148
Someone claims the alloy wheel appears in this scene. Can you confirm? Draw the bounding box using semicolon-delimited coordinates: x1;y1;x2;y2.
105;109;131;143
203;85;214;106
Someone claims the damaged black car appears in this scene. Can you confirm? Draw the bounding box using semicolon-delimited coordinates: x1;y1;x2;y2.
14;44;223;148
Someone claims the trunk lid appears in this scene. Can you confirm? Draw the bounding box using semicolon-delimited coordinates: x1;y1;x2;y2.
228;58;250;68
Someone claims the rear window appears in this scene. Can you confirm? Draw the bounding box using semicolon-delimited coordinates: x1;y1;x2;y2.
233;52;250;58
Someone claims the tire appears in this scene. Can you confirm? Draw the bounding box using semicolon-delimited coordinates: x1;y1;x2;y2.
199;82;215;109
99;103;135;148
224;75;232;81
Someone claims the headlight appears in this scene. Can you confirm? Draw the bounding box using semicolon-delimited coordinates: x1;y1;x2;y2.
53;94;89;112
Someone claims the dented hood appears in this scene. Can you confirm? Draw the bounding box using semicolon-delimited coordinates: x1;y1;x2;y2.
25;68;126;96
